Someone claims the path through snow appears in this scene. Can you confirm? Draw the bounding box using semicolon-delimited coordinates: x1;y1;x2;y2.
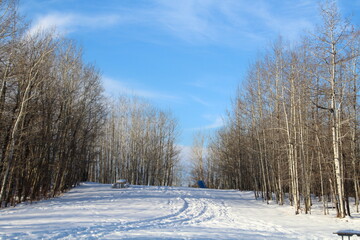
0;182;359;239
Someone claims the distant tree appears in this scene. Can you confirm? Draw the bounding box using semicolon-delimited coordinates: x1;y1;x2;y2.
190;132;206;185
90;96;180;187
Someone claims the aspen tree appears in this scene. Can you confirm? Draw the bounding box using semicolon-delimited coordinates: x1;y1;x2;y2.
310;1;359;217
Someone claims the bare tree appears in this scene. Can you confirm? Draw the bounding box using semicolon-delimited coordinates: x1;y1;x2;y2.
204;1;359;218
90;96;180;187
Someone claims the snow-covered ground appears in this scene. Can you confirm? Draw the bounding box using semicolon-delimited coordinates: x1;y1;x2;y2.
0;182;359;239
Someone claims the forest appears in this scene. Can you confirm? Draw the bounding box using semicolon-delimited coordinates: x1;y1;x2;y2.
0;0;359;221
0;0;180;207
191;2;359;218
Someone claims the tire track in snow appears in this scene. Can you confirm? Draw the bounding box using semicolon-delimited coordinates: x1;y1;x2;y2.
49;188;228;239
0;185;305;240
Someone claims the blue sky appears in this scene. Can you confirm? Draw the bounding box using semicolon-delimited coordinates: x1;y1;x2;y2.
20;0;360;155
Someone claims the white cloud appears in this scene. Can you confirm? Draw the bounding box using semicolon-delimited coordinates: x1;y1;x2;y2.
144;0;316;45
102;76;179;101
150;0;220;43
26;1;318;45
191;115;224;131
203;116;224;130
27;12;120;36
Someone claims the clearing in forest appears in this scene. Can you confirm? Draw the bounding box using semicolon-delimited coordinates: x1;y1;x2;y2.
0;182;359;239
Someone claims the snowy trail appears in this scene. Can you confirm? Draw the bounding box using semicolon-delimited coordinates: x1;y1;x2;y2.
60;187;236;239
0;182;359;239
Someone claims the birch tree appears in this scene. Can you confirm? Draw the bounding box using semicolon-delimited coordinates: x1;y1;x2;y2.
310;1;359;217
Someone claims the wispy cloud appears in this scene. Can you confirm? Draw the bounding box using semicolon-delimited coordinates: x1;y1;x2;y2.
203;116;224;130
26;1;318;45
150;0;221;43
248;1;316;41
145;0;316;45
191;115;224;131
27;12;121;36
191;96;212;107
102;76;179;101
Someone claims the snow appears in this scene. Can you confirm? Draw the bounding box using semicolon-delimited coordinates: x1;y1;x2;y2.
0;182;359;239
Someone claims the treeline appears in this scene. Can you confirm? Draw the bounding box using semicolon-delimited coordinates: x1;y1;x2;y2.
192;2;359;218
88;97;180;186
0;0;106;207
0;0;180;207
